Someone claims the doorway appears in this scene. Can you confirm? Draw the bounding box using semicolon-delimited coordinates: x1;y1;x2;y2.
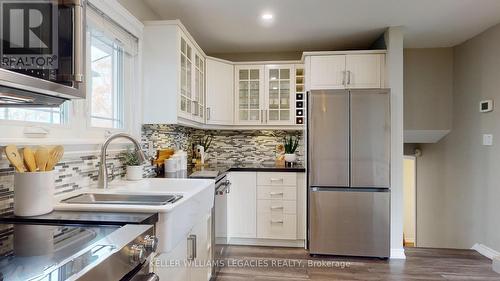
403;156;417;247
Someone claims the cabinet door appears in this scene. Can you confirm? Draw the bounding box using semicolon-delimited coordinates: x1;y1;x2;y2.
193;52;206;122
179;36;194;118
309;55;346;89
235;65;264;125
189;214;212;281
227;172;257;238
346;54;383;89
206;58;234;125
265;65;295;125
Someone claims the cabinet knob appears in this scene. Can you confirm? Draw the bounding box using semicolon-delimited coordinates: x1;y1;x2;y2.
142;235;158;252
129;244;146;264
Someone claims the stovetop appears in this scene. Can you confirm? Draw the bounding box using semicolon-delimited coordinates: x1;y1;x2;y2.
0;223;119;281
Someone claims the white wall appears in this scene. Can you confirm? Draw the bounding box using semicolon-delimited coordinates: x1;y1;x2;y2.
414;23;500;251
404;48;454;131
117;0;161;21
385;27;405;259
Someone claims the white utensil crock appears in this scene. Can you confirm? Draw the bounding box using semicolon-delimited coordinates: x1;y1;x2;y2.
126;165;143;181
14;171;55;216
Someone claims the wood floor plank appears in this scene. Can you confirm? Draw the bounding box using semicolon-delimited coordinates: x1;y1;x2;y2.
216;246;500;281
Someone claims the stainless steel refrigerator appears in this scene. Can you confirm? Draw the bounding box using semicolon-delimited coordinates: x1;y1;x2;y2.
307;89;390;258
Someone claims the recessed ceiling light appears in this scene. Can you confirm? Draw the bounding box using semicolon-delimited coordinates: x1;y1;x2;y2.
261;13;273;20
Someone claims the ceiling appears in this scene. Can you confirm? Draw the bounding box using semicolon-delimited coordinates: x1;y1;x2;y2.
142;0;500;54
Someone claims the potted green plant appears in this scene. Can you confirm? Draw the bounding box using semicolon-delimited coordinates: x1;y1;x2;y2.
120;148;143;181
283;134;300;163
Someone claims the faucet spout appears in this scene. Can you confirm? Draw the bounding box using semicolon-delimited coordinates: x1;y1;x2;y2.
97;133;146;189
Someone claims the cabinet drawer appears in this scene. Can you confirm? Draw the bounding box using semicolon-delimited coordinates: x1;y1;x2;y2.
257;200;296;214
257;213;297;240
257;172;296;186
257;186;297;200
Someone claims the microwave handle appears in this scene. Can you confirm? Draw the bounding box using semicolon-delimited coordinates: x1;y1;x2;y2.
73;0;85;83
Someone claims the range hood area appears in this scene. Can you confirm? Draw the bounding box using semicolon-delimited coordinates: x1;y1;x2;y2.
0;85;68;108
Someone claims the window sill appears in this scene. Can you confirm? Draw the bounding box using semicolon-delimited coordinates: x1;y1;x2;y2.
0;137;135;147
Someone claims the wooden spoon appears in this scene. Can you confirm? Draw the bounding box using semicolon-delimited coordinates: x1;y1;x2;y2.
45;145;64;171
23;147;37;172
4;145;26;172
35;147;50;172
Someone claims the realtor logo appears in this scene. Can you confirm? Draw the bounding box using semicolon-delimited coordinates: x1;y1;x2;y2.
0;0;58;69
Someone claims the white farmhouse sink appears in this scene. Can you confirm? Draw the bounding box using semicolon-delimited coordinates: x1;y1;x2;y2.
54;178;215;253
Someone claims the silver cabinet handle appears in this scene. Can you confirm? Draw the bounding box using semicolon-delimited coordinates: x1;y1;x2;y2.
270;206;284;210
73;0;85;83
342;71;346;86
347;70;352;85
270;178;284;182
261;109;264;123
207;107;211;120
271;220;284;224
187;234;197;260
269;192;284;196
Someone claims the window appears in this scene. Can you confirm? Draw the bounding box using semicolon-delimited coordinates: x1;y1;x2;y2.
87;6;138;130
0;106;67;124
89;29;124;128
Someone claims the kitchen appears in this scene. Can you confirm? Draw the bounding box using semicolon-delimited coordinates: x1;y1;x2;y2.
1;0;500;280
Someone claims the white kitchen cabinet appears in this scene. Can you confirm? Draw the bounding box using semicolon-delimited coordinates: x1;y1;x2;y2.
227;172;305;246
227;172;257;238
309;55;346;89
234;65;265;125
206;58;234;125
306;52;385;90
143;21;206;125
153;212;212;281
264;65;295;125
346;54;383;89
189;213;212;281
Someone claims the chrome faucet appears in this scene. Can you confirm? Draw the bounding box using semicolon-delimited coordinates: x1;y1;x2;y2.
98;133;147;189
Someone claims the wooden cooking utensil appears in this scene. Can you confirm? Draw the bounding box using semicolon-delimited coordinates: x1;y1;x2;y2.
4;145;26;172
35;147;50;172
23;147;37;172
45;145;64;171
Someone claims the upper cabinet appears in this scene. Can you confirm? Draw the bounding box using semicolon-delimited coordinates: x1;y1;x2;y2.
143;21;206;125
235;65;265;125
235;64;295;126
265;65;295;125
206;57;234;125
306;52;386;90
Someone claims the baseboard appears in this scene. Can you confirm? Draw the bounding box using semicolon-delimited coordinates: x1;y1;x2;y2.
471;243;500;260
228;237;305;248
390;248;406;259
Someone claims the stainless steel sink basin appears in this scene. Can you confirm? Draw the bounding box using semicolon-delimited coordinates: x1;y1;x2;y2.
61;193;183;205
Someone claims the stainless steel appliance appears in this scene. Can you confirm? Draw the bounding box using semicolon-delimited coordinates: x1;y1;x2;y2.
0;223;159;280
213;174;230;278
307;89;391;258
0;0;86;107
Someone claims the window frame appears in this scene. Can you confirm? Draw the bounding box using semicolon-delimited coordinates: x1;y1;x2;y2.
0;0;144;145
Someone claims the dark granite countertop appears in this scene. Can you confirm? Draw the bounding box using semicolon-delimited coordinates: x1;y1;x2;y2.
159;162;305;179
0;211;158;226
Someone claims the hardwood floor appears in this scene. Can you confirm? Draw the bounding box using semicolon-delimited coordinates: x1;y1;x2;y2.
216;246;500;280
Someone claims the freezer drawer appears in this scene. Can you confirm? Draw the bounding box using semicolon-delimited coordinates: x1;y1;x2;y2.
309;188;390;258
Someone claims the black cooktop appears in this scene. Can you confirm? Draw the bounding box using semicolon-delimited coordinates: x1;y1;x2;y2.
0;223;119;281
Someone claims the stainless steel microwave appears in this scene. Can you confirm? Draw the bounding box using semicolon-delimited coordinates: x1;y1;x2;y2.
0;0;86;107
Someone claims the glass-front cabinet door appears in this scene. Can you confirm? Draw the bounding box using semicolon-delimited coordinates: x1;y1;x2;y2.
265;65;295;125
194;52;205;122
235;65;264;124
179;37;193;118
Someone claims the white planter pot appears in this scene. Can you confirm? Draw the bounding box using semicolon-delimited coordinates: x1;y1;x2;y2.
14;171;55;216
126;165;143;181
284;153;297;163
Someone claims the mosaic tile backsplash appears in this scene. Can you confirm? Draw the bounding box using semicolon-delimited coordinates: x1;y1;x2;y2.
0;124;304;215
142;124;305;164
